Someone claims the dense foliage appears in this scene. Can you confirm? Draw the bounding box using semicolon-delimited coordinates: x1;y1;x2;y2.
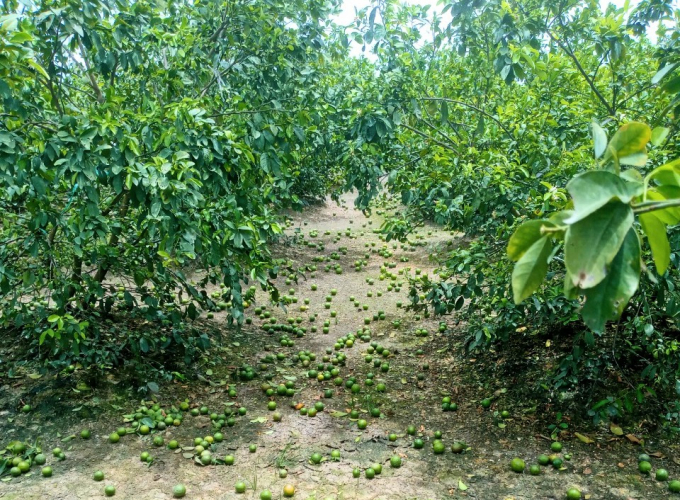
3;0;680;423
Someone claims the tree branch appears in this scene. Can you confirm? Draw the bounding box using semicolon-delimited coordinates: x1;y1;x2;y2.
420;97;514;141
78;40;105;104
400;122;458;152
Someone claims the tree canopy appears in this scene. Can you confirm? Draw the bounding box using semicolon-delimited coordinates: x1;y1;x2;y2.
3;0;680;419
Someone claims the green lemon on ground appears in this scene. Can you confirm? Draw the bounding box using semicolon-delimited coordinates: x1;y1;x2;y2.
268;401;277;411
551;442;563;453
105;485;116;497
109;432;120;443
414;438;424;449
80;429;91;439
481;398;492;408
249;444;257;453
407;425;416;435
260;491;272;500
279;469;287;478
310;453;322;464
225;455;235;465
365;467;375;479
357;419;367;430
566;488;581;500
389;433;397;442
538;454;550;466
390;455;402;468
529;464;541;476
331;450;341;460
639;461;652;474
173;484;186;498
235;481;247;493
669;480;680;493
141;451;151;462
657;468;669;481
451;442;464;454
94;470;105;481
552;458;564;469
639;453;651;463
433;431;442;439
168;440;179;450
52;447;62;456
18;461;30;473
433;440;445;454
153;436;164;446
34;454;46;465
10;467;21;477
214;433;224;442
373;463;382;474
510;458;525;473
41;466;53;477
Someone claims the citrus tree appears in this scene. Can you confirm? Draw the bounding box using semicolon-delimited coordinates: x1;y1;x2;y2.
0;0;347;359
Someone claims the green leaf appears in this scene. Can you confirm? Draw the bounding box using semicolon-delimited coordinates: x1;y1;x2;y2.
565;202;633;289
646;158;680;187
651;127;670;146
565;171;642;224
511;236;552;304
10;31;33;43
652;63;678;84
603;122;651;165
26;59;49;80
440;100;449;125
458;479;468;491
581;228;640;333
619;152;648;167
564;271;579;299
662;75;680;94
591;121;607;159
639;213;670;275
507;219;555;261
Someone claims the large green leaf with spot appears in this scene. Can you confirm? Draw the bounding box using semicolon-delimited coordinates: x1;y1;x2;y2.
581;228;641;333
564;201;633;289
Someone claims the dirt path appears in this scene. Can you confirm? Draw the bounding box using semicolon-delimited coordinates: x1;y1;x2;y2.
0;195;676;500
